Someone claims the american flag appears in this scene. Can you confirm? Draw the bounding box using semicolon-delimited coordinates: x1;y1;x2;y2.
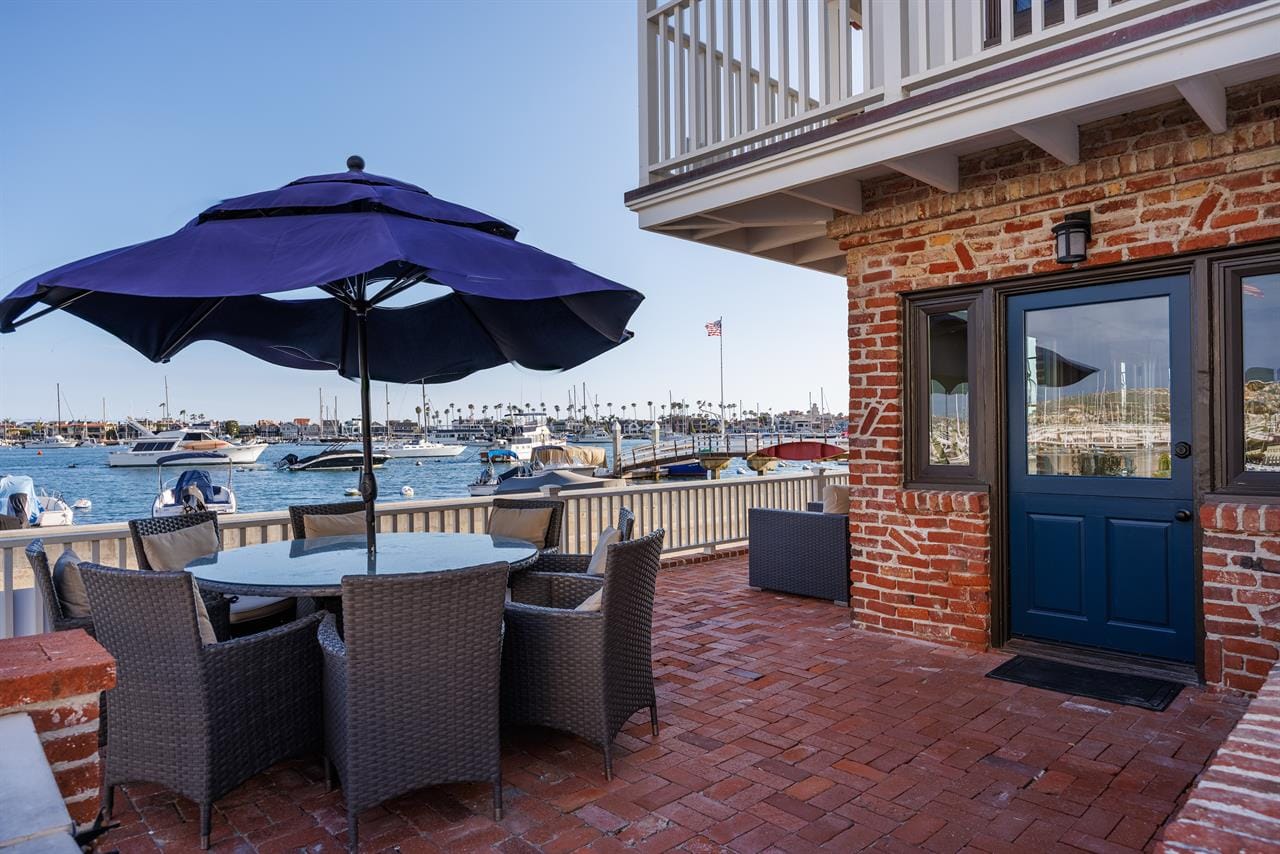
1243;282;1265;299
705;319;722;337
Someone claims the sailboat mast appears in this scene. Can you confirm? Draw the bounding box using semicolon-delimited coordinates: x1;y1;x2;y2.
55;382;61;436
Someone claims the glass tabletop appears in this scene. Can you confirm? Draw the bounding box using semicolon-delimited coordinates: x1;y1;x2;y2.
187;532;539;596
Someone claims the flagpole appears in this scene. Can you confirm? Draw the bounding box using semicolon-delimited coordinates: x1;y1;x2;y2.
719;316;726;447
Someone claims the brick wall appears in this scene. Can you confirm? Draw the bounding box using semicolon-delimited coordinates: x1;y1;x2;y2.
1157;659;1280;851
0;630;116;828
831;77;1280;665
1201;502;1280;694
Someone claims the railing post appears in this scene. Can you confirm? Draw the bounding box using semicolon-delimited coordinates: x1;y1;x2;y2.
638;0;659;182
879;0;906;102
813;469;829;505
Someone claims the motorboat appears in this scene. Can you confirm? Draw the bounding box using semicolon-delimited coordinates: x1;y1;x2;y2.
531;444;606;476
152;452;238;517
108;429;267;467
382;438;466;459
492;417;565;461
0;475;74;528
23;434;77;450
571;428;613;444
469;461;623;497
277;445;389;472
479;448;519;466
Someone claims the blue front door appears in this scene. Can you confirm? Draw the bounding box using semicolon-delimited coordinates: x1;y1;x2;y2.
1007;276;1195;662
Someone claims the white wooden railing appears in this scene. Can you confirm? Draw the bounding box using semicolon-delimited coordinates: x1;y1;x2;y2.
638;0;1181;180
0;470;848;639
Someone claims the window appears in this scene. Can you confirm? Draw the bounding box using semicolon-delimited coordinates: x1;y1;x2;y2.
906;293;987;485
1218;254;1280;495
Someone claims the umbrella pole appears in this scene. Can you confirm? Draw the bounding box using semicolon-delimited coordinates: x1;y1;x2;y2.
355;304;378;556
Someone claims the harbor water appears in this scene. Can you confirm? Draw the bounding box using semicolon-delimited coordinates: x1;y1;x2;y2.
0;442;846;525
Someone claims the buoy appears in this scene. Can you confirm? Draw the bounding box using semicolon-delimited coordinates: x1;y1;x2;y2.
36;450;42;456
343;487;359;496
401;485;414;496
73;498;92;510
415;461;423;466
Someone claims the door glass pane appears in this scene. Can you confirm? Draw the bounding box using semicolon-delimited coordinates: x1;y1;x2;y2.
1024;296;1170;477
928;311;970;465
1243;273;1280;471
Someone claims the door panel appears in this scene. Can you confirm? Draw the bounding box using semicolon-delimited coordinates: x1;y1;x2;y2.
1007;277;1195;662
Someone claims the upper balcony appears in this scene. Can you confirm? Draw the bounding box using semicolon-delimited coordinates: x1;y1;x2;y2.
625;0;1280;274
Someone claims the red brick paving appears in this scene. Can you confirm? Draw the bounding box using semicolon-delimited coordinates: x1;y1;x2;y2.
95;555;1247;853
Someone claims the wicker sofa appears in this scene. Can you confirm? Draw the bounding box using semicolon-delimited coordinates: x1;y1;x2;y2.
748;503;850;605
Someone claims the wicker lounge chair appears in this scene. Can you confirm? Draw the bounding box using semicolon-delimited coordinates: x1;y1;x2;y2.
747;505;851;604
288;501;366;539
509;507;635;602
80;564;322;849
320;562;509;850
489;497;566;551
25;540;95;636
502;528;665;779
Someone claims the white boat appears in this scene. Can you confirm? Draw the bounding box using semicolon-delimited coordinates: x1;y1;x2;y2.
382;438;466;459
492;418;566;461
571;428;613;444
24;434;77;450
0;476;73;527
108;429;267;467
152;452;238;517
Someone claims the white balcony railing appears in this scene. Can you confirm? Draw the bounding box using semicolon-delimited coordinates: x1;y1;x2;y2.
0;470;848;639
638;0;1183;181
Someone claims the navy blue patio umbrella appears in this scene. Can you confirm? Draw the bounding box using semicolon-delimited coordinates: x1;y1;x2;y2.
0;156;643;551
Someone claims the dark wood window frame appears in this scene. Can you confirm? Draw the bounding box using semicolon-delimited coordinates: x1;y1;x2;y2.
904;291;990;488
1213;249;1280;498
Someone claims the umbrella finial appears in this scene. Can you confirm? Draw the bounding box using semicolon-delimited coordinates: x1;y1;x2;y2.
346;155;365;172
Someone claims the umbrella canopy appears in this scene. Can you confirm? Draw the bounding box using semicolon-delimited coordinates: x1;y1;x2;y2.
1;156;643;550
928;313;1097;393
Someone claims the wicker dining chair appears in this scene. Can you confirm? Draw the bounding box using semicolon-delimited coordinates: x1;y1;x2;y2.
288;501;366;540
490;497;566;551
80;564;322;849
502;528;665;780
26;540;95;636
320;562;509;851
128;512;235;637
509;507;635;601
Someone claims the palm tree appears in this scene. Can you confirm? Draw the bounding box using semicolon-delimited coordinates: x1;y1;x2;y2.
554;404;561;421
468;403;475;422
630;402;638;422
647;400;654;422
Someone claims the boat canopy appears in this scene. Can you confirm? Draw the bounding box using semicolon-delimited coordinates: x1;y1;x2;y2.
533;444;606;467
487;449;519;460
0;474;40;524
493;469;623;495
156;451;232;467
173;469;218;505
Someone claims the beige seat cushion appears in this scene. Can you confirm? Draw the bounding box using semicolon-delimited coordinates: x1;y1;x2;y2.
229;596;292;624
822;484;852;516
488;506;553;549
302;511;366;539
586;526;621;576
189;576;218;646
52;549;91;619
141;520;220;571
575;587;603;612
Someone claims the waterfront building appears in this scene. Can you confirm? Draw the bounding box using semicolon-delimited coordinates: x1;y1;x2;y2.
627;0;1280;693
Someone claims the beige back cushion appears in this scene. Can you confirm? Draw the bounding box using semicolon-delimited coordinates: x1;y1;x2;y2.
575;588;603;612
188;575;218;645
488;506;553;549
586;526;621;576
53;548;91;619
141;520;220;571
822;484;852;516
302;511;366;539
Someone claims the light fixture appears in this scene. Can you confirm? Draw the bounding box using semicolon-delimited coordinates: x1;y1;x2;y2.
1052;210;1092;264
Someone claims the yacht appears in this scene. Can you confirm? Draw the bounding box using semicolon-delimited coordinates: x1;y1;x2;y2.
108;429;268;467
277;445;389;472
571;427;613;444
493;417;566;461
152;452;237;516
382;438;466;459
23;434;77;450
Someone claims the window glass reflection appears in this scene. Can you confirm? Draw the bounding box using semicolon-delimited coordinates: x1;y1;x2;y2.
1024;296;1170;478
928;311;970;466
1243;273;1280;472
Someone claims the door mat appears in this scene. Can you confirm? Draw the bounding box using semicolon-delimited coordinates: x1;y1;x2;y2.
986;655;1183;711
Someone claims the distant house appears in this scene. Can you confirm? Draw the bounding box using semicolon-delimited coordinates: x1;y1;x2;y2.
627;1;1280;693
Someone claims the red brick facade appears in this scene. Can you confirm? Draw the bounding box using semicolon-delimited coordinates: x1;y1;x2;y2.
0;629;116;827
831;77;1280;686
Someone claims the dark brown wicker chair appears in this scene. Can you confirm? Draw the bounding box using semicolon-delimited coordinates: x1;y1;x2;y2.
288;501;366;540
80;564;322;849
502;528;665;780
490;497;565;551
509;506;635;601
128;513;233;637
320;562;509;850
25;540;94;635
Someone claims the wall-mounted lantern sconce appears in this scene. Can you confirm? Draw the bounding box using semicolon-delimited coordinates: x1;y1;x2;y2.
1052;210;1092;264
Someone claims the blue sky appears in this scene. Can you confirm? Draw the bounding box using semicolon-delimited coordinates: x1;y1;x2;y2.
0;0;846;425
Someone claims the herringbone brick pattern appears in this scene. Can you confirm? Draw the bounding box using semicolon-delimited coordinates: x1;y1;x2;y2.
96;555;1246;853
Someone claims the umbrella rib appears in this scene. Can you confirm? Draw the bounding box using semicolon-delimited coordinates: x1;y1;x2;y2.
157;297;227;362
6;291;91;330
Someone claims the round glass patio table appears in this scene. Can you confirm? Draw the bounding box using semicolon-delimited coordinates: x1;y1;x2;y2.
187;532;539;597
